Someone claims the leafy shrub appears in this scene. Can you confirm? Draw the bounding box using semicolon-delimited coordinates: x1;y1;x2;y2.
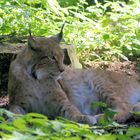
0;0;140;62
0;108;140;140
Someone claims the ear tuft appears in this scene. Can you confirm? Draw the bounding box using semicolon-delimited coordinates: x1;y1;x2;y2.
28;29;34;47
50;23;65;43
29;29;32;37
28;33;39;50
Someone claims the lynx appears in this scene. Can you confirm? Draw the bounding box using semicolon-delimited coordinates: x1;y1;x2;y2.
8;26;97;125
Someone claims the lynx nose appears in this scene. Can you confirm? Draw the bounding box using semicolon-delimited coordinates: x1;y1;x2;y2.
60;68;64;72
59;65;65;72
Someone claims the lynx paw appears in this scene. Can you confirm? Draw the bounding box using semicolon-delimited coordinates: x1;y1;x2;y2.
132;103;140;112
113;112;130;123
94;114;104;121
83;115;97;126
9;105;26;114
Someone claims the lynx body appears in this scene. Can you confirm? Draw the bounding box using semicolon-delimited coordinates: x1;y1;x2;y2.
57;68;140;122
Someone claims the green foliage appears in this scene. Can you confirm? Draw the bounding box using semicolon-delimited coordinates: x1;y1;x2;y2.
0;108;139;140
92;102;116;125
0;0;140;62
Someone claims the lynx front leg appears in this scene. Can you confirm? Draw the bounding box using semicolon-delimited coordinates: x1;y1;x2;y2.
47;89;97;126
58;102;97;126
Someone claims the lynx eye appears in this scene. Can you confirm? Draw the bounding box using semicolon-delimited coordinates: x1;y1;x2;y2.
30;46;37;52
51;56;56;60
41;56;49;60
41;56;56;61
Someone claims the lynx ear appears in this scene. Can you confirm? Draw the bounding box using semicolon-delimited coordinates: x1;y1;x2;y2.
50;23;65;43
28;30;39;50
63;48;71;65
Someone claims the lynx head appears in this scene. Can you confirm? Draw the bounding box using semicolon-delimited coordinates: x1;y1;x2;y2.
20;24;71;79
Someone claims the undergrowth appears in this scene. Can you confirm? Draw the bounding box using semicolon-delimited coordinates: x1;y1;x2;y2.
0;0;140;62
